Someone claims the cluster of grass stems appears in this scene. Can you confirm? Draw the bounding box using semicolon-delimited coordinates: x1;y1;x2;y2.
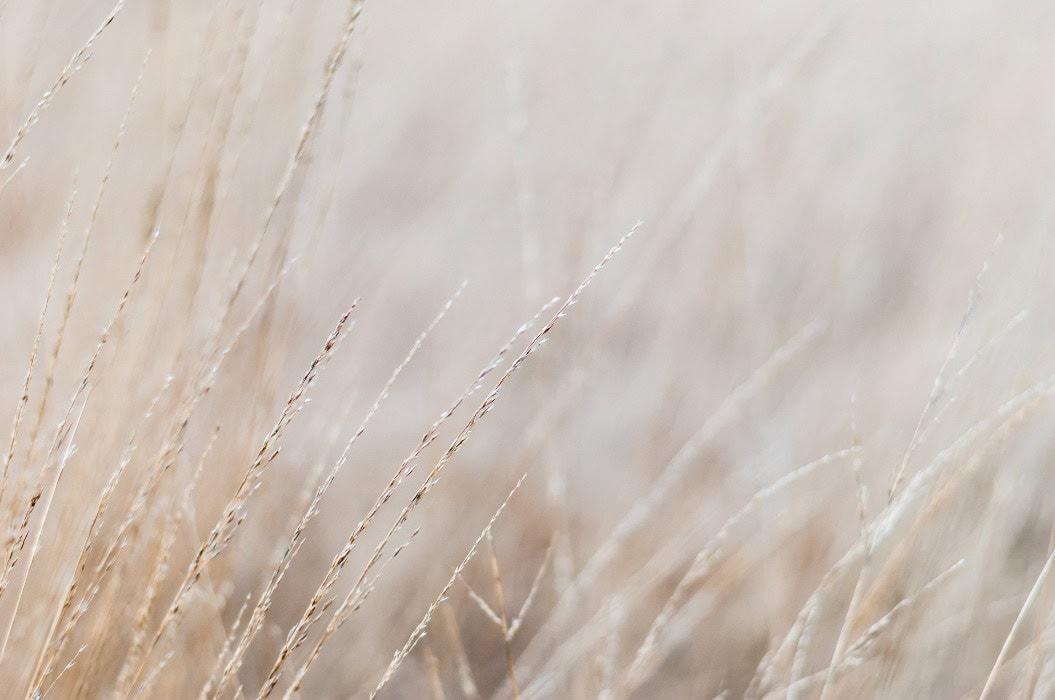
0;1;1053;698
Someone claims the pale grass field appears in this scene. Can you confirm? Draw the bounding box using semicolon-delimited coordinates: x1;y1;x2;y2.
1;1;1055;698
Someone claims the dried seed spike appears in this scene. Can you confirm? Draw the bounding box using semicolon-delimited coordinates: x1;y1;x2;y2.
0;172;74;508
0;0;126;179
371;474;528;699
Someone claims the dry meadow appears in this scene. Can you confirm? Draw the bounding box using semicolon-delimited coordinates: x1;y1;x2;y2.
1;1;1054;697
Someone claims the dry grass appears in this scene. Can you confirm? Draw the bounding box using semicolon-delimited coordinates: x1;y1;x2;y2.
2;1;1055;698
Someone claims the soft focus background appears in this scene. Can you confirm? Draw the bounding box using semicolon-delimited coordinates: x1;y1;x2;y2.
1;1;1055;697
